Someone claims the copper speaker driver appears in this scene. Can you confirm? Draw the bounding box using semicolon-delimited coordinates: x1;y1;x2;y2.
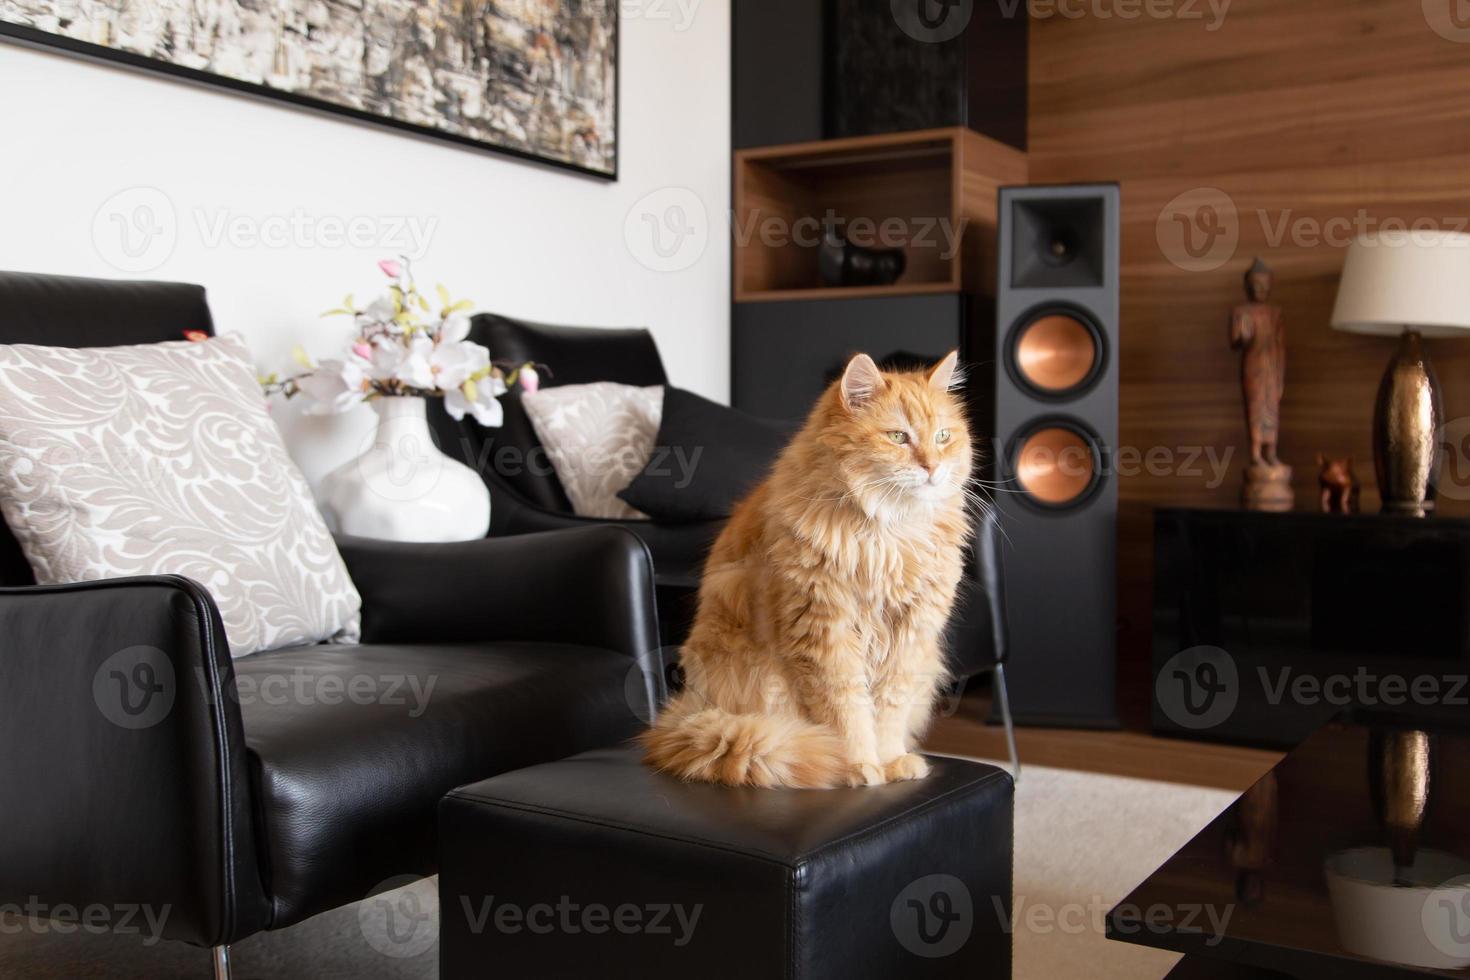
1015;425;1098;507
1013;313;1100;395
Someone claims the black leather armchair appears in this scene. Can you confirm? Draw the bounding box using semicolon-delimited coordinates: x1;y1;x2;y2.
427;313;728;641
0;273;663;977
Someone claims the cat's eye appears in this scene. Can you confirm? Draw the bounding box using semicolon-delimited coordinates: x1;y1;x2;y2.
936;429;952;445
887;431;908;444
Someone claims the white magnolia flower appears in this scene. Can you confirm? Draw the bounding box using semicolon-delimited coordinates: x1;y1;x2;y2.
298;359;368;414
365;336;410;382
444;373;508;427
355;296;401;336
432;339;490;389
439;312;472;344
388;334;435;389
392;336;491;393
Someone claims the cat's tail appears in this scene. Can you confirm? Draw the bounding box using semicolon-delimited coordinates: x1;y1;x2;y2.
642;699;850;789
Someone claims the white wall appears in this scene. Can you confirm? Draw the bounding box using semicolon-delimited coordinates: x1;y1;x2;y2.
0;3;729;487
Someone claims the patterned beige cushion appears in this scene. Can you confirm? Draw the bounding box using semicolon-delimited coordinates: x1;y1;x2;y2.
0;333;361;657
522;382;663;520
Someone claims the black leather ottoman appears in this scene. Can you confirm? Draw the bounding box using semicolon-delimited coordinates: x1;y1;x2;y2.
438;745;1013;979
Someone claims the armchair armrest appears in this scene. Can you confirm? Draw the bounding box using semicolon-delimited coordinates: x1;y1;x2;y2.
0;576;269;947
337;526;665;704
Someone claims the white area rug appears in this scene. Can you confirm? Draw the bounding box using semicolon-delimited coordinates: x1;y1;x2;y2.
0;762;1235;979
976;757;1238;980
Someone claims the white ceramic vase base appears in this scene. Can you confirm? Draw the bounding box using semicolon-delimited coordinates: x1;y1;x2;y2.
320;397;491;543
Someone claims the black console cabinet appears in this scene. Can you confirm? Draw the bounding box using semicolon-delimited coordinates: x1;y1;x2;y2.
1153;508;1470;747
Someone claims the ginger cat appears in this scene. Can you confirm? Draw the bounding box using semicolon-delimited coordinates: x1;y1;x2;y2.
643;351;973;788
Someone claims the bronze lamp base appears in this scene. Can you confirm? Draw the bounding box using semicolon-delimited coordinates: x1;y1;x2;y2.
1374;330;1444;517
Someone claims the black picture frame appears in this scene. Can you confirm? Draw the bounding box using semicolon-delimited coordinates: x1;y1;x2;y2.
0;5;620;181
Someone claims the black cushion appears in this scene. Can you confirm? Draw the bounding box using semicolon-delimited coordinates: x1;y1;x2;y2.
0;271;217;588
0;270;215;347
237;641;645;928
441;313;669;514
618;386;791;522
440;745;1013;979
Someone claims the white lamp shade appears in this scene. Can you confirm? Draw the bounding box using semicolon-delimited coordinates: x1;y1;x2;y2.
1330;230;1470;337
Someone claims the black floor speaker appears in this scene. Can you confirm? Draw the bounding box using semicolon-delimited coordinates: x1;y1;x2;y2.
983;184;1120;728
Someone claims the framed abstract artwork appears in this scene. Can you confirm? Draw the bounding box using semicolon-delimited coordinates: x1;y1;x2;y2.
0;0;619;178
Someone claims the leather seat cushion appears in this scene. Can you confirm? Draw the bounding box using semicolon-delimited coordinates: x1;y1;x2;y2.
236;642;644;928
439;746;1014;978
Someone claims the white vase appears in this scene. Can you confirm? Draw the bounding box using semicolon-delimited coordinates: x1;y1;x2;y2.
319;397;490;542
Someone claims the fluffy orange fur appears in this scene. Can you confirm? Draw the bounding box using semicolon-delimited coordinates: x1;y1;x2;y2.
643;351;974;788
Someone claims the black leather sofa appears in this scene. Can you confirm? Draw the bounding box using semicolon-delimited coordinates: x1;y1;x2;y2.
0;272;664;978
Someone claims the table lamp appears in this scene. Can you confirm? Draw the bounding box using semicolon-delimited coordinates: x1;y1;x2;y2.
1330;230;1470;516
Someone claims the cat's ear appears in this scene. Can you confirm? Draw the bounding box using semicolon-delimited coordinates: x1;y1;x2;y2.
928;350;963;392
840;353;883;411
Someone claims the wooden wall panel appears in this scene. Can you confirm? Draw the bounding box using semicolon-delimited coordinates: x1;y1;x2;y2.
1027;0;1470;708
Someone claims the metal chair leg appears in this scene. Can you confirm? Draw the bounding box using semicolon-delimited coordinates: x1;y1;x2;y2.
212;944;232;980
993;663;1020;782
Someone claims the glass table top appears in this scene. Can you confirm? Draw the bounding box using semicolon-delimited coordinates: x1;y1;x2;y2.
1108;711;1470;979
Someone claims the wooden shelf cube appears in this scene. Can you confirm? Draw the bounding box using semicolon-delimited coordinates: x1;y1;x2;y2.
733;126;1028;303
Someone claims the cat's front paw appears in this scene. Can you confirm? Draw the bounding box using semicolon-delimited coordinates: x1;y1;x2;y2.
846;761;887;787
883;753;931;782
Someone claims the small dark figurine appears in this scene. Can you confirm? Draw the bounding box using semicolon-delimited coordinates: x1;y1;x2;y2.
818;229;906;288
1318;454;1359;514
1225;772;1278;906
1230;257;1292;511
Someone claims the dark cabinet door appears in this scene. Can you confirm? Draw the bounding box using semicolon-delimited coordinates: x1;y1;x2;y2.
732;294;967;421
733;0;825;149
